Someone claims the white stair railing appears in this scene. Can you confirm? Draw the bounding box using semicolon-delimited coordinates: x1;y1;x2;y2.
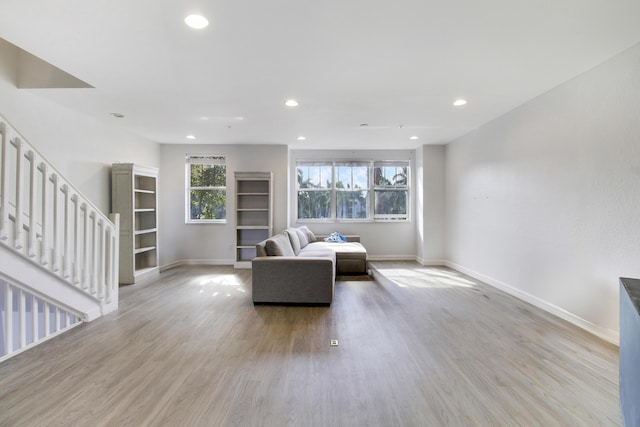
0;115;119;323
0;277;83;363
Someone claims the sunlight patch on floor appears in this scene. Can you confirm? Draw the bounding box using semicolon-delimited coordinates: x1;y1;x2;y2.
194;274;246;297
374;267;476;289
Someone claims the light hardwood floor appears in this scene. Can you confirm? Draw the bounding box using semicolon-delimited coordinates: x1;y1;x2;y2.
0;262;620;426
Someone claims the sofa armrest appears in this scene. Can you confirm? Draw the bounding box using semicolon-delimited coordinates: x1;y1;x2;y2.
251;257;335;304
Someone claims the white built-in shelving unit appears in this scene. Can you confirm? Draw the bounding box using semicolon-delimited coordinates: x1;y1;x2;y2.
112;163;159;284
234;172;273;269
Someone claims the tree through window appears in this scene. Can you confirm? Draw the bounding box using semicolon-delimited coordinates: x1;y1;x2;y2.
296;160;409;221
186;155;226;222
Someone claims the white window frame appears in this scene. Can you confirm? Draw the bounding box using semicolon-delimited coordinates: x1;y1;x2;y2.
185;155;227;224
295;160;410;222
335;161;370;220
372;160;410;221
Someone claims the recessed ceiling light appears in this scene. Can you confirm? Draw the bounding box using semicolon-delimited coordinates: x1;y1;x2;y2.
185;15;209;29
453;99;468;106
297;136;306;141
284;99;299;107
186;135;196;140
409;136;419;140
110;112;125;118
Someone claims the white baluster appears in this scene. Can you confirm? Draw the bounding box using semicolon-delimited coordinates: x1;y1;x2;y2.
62;184;70;278
51;174;60;272
73;194;80;284
91;212;98;295
14;138;23;250
104;225;112;304
98;219;105;300
0;122;8;241
5;284;13;353
82;204;89;290
31;295;38;344
27;151;37;258
40;163;49;266
54;305;60;333
19;289;26;349
44;302;50;337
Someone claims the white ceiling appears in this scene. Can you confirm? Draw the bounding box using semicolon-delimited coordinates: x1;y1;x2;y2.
1;0;639;149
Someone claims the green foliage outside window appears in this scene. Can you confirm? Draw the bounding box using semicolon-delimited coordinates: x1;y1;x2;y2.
189;163;226;221
374;166;408;217
296;161;409;221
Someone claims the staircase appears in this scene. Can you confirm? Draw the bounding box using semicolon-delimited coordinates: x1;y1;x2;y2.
0;116;119;362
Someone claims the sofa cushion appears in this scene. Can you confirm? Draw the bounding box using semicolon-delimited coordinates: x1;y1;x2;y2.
295;227;309;247
298;225;317;243
306;241;367;257
265;233;295;256
284;228;302;255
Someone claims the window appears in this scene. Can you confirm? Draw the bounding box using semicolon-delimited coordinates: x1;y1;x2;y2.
335;162;369;219
296;160;409;221
186;155;226;223
373;162;409;220
297;163;332;219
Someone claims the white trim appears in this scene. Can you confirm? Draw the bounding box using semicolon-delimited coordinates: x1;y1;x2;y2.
416;257;447;266
367;255;417;262
444;260;619;346
160;259;234;272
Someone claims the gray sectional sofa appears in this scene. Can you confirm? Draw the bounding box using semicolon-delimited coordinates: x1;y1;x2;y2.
251;226;367;304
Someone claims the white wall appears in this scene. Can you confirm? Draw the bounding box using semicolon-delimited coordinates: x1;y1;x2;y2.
445;43;640;342
289;149;418;259
417;145;446;265
0;39;160;215
159;144;288;267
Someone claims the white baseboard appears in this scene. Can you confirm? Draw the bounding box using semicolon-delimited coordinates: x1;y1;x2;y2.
416;257;447;266
160;259;234;272
367;255;418;262
445;260;619;346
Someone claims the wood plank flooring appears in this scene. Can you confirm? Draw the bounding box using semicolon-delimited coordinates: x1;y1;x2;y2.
0;262;620;426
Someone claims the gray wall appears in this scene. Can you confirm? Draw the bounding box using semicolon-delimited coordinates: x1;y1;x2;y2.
159;144;288;267
417;145;446;264
445;42;640;342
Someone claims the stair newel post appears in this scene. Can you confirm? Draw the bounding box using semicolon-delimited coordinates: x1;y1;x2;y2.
51;173;60;273
40;163;49;266
106;213;120;308
62;184;71;279
14;138;23;250
0;122;8;241
27;150;37;258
